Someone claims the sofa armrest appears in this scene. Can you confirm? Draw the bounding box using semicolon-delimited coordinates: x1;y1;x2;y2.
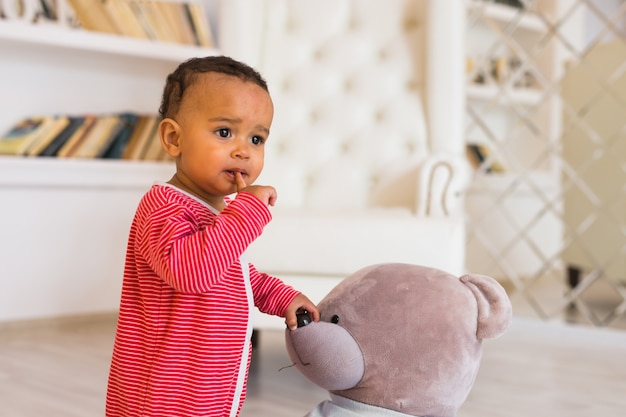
416;153;471;217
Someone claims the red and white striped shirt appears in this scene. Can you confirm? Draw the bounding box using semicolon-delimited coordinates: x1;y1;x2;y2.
106;184;300;417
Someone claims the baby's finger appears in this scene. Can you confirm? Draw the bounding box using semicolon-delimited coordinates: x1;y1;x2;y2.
235;172;247;191
309;306;320;322
268;190;278;206
285;313;298;331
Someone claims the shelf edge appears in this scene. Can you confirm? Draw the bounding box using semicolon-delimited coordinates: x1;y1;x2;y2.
466;0;547;32
0;21;220;62
467;83;543;105
0;157;174;189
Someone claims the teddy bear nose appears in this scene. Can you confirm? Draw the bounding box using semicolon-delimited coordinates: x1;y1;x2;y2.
331;315;340;324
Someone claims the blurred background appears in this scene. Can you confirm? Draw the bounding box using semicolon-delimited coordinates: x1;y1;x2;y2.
0;0;624;330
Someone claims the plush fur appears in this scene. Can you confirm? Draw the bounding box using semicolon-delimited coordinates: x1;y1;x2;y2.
285;263;512;417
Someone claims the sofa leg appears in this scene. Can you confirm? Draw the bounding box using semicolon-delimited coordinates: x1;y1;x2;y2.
249;329;260;375
251;329;259;350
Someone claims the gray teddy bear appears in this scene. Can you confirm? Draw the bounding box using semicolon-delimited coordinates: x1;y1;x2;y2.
285;263;512;417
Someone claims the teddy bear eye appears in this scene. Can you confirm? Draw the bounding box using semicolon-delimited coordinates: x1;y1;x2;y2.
331;315;340;324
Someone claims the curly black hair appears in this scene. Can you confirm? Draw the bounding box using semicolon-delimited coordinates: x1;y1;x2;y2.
158;55;269;119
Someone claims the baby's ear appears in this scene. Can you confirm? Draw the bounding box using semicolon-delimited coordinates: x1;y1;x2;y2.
159;118;182;157
460;273;512;339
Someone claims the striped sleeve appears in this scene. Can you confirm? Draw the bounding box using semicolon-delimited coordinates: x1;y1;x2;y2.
137;189;272;294
249;263;301;317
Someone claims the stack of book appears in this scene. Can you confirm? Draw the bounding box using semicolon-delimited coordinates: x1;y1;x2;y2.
67;0;214;47
0;113;170;162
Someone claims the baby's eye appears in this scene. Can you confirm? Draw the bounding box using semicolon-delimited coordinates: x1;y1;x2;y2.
216;128;231;138
250;136;265;146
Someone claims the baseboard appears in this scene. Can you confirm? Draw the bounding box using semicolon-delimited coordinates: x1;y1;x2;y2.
0;311;118;332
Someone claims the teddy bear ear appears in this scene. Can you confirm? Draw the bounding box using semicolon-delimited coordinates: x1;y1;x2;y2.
460;273;513;339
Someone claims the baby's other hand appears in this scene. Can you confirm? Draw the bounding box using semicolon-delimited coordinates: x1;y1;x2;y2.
235;172;277;206
284;294;320;331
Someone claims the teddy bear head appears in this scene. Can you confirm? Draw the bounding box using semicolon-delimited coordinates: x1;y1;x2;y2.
285;263;512;417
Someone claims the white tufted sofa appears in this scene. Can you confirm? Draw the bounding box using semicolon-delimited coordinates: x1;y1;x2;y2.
220;0;470;329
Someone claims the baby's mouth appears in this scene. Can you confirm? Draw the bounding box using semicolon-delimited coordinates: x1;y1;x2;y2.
226;169;246;178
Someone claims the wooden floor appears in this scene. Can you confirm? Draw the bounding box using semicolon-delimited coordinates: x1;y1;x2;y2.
1;314;625;417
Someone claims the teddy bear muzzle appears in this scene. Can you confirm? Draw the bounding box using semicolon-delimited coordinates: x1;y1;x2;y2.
284;321;365;391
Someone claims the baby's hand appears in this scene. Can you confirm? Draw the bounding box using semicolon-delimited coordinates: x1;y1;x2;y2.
235;172;277;206
284;294;320;331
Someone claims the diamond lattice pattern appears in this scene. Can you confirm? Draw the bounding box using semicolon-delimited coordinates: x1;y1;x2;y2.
464;0;626;329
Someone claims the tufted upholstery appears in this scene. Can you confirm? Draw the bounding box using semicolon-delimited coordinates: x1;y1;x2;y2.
220;0;470;329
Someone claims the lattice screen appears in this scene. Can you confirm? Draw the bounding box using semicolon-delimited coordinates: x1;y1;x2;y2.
464;0;626;329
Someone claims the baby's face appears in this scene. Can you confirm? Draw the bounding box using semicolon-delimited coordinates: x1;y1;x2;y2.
171;72;274;207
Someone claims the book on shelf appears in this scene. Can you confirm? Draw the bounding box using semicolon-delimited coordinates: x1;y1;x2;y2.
133;1;177;43
141;121;166;161
101;113;139;159
57;115;98;158
66;0;123;35
0;113;166;162
157;1;198;45
67;115;122;159
125;0;158;40
121;114;152;159
122;115;159;160
65;0;214;47
185;2;214;47
0;116;63;156
103;0;151;39
25;115;72;156
466;143;506;173
39;117;88;157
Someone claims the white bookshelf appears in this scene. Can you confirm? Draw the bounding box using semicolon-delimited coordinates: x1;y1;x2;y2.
0;10;219;322
464;0;564;188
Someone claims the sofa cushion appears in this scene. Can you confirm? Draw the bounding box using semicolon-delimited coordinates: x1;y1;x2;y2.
248;207;465;277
